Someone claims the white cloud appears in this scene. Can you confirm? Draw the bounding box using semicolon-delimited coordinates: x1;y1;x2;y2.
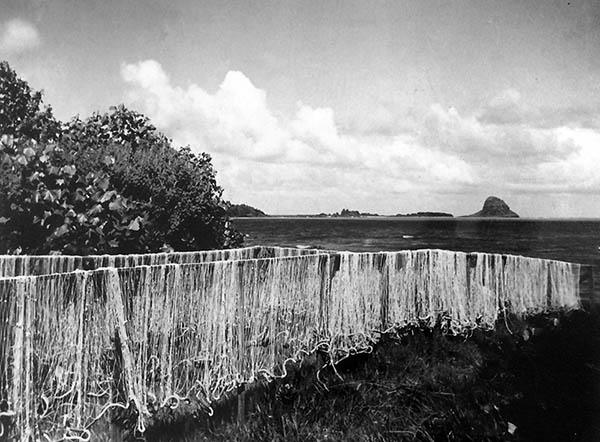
477;88;528;125
0;19;40;54
121;63;600;215
420;98;598;196
532;127;600;192
121;60;475;213
423;102;576;163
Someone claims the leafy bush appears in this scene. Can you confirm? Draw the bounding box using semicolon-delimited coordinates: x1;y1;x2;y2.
61;106;243;251
0;61;241;254
0;61;60;143
0;137;148;254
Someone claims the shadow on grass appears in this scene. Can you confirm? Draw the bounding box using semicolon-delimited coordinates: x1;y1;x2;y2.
124;309;600;442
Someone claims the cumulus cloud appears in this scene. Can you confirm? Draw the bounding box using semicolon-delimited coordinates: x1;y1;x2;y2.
531;127;600;192
423;102;576;163
121;60;475;213
0;19;40;54
477;88;528;125
121;62;599;215
421;93;600;196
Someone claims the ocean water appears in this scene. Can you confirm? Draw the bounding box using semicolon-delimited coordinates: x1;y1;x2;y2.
233;217;600;267
234;217;600;301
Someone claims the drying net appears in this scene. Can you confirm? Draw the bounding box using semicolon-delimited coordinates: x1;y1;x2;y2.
0;249;581;440
0;246;324;278
1;271;117;441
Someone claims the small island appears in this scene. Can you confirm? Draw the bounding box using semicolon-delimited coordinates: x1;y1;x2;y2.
226;203;267;217
395;211;453;218
229;200;522;219
321;208;380;217
312;209;453;218
231;206;456;218
465;196;519;218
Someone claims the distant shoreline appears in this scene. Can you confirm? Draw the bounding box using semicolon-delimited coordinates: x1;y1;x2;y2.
232;216;600;221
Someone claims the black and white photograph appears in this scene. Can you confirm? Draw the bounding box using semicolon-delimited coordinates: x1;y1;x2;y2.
0;1;599;441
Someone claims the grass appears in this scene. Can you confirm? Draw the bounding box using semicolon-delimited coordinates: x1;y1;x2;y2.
113;309;600;442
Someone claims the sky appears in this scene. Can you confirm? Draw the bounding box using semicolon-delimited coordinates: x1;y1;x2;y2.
1;0;599;217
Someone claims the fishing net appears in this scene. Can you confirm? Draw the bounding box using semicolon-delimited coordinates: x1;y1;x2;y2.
0;249;581;440
0;246;324;278
1;271;118;441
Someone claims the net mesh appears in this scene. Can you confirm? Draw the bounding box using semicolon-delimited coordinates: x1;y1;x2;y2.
0;248;581;440
0;246;324;278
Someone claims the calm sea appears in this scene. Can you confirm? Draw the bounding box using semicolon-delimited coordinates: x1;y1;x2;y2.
233;217;600;267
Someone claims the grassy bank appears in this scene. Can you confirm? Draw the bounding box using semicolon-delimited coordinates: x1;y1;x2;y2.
126;309;600;442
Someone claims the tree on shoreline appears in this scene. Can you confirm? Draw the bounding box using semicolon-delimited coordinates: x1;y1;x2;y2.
0;61;61;143
0;61;241;254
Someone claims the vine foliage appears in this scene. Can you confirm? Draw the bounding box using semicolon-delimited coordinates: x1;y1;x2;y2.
0;61;241;254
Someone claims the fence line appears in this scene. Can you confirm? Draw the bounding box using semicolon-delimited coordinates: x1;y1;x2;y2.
0;246;324;278
0;249;581;440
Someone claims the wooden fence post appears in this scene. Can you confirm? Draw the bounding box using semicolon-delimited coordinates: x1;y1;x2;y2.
578;265;598;308
379;254;389;332
236;260;246;426
592;265;597;304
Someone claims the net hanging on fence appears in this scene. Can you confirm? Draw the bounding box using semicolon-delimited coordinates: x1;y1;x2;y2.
0;246;324;278
0;248;581;441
